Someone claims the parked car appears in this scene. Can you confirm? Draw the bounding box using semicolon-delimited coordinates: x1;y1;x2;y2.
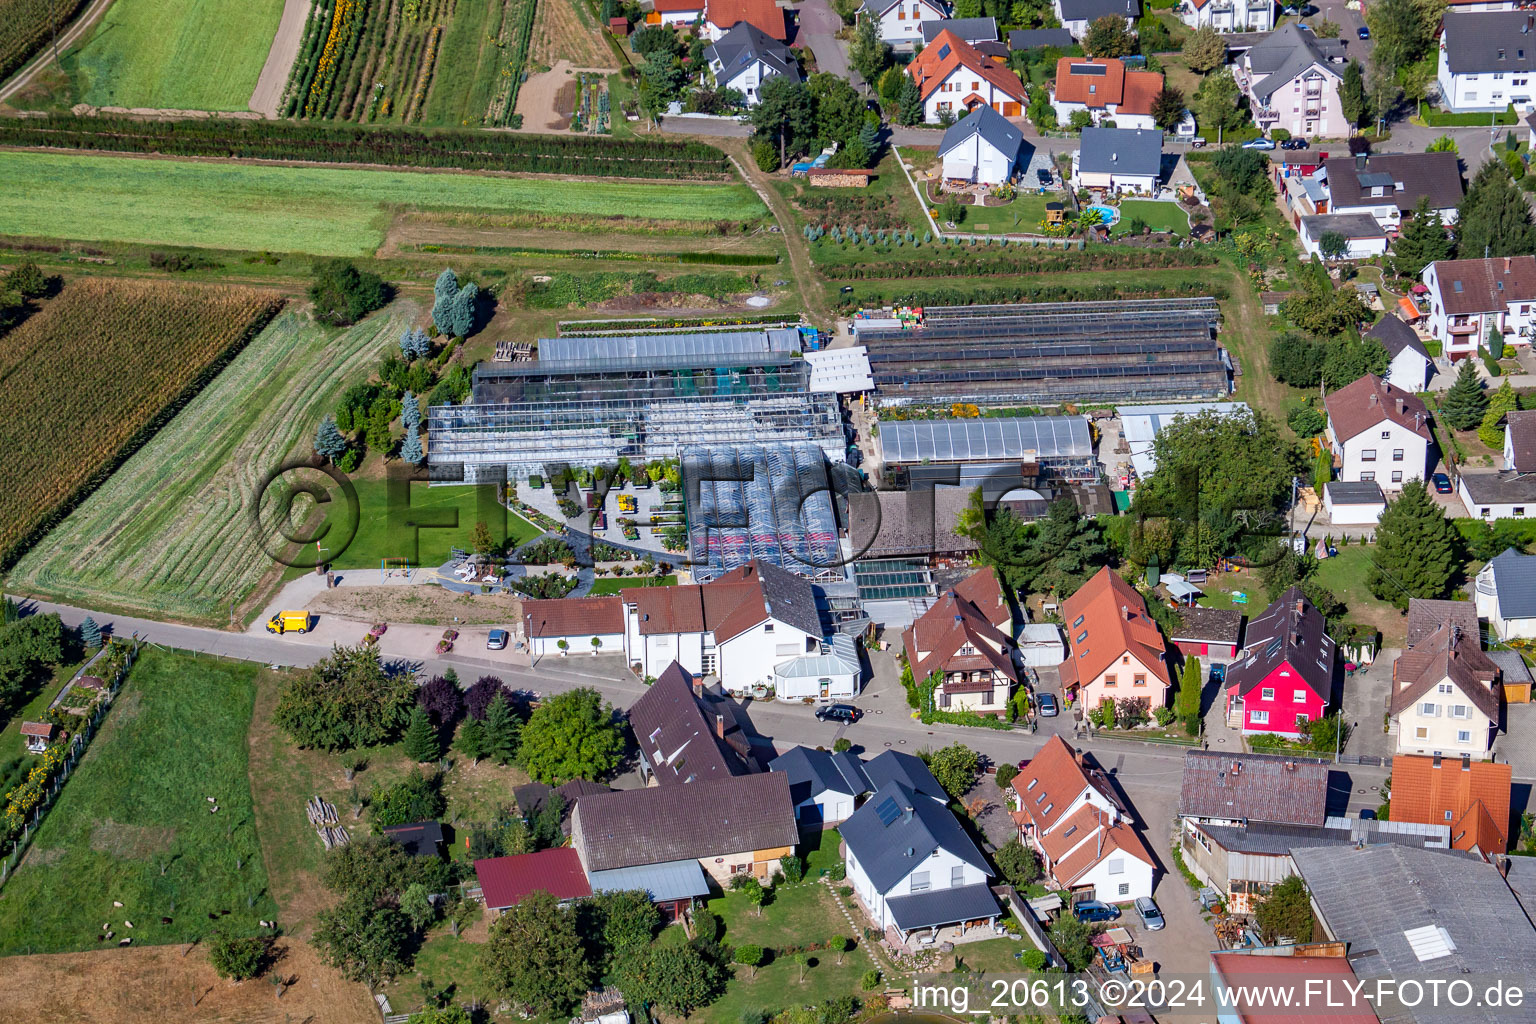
1280;138;1310;150
487;628;510;650
815;704;862;724
1073;901;1121;923
1433;472;1453;494
1357;25;1370;38
1191;137;1207;148
1242;137;1276;150
1038;168;1053;187
1037;692;1060;717
1135;897;1165;930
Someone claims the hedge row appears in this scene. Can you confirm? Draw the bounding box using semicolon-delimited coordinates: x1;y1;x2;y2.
0;114;731;179
837;279;1227;308
821;247;1219;281
405;242;778;265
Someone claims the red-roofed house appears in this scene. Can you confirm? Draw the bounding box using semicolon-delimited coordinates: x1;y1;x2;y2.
524;596;626;659
646;0;705;29
20;721;55;754
475;848;593;914
1210;951;1377;1024
908;29;1027;122
1008;736;1152;902
1051;57;1164;130
1322;373;1434;491
702;0;788;40
1057;567;1171;715
901;567;1017;717
1388;753;1511;858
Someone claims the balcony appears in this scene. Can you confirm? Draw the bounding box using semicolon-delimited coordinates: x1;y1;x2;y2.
1256;106;1280;122
1449;324;1478;335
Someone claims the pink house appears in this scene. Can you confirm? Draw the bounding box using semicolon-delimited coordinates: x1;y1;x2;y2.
1223;587;1336;737
1058;567;1171;715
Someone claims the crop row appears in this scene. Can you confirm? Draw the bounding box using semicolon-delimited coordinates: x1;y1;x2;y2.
0;114;731;178
838;279;1230;309
819;247;1220;280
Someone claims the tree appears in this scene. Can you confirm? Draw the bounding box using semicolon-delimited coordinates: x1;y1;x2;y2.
407;1009;474;1024
465;675;510;720
1287;281;1373;337
1365;0;1430;74
483;691;521;766
1269;333;1327;388
923;742;981;800
455;718;490;764
482;890;591;1016
1317;230;1350;261
954;0;982;16
314;892;409;985
1458;159;1536;258
1151;85;1186;132
273;644;416;751
401;391;421;431
315;415;349;462
1426;134;1458;153
995;762;1018;790
994;837;1042;888
1049;913;1096;970
1392;196;1452;278
794;951;810;983
403;705;442;762
620;940;727;1016
1211;146;1271;199
517;687;624;783
1176;655;1202;732
750;76;817;164
735;875;768;916
1367;480;1457;610
207;931;270;981
79;616;101;650
400;428;424;465
1439;359;1488;430
1182;25;1227;72
1321;337;1389;389
5;262;51;299
1254;875;1314;943
470;520;497;556
310;259;389;326
447;281;479;338
1365;54;1403;126
582;888;662;970
809;73;865;150
370;768;446;827
1287;403;1327;438
1479;378;1519;448
1314;445;1333;493
1192;72;1244;136
733;944;765;978
1084;15;1135;57
400;881;437;931
849;16;893;83
1339;59;1368;128
896;73;924;126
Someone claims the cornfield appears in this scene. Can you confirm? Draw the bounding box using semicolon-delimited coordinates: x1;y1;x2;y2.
0;0;90;84
0;278;283;567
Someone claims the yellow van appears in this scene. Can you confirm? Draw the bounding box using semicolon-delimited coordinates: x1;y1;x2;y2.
265;610;311;635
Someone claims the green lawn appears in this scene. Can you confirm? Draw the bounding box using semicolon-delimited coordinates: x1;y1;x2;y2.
0;648;278;955
586;575;679;594
66;0;285;110
1312;544;1409;646
960;194;1055;235
0;151;767;255
337;478;544;570
1114;199;1190;236
0;660;83;765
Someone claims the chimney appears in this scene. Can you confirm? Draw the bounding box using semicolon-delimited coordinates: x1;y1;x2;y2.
1355;153;1367;171
1294;598;1305;616
1396;398;1405;415
692;676;704;698
1121;604;1130;620
1507;256;1513;274
1232;760;1242;776
1075;748;1086;766
902;805;914;824
1369;391;1379;405
716;713;725;739
1462;753;1473;771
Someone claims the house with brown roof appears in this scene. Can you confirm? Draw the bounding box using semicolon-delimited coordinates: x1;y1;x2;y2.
1051;57;1164;130
1322;374;1434;491
1170;606;1244;662
1320;152;1464;231
1422;255;1536;362
524;597;626;659
645;0;705;30
1008;736;1153;902
908;29;1028;122
1178;750;1330;829
701;0;788;40
628;662;761;785
1057;566;1171;715
1388;753;1512;857
20;721;54;754
1392;611;1500;757
901;567;1017;718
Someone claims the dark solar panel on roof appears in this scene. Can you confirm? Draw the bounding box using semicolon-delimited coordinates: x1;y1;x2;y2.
938;43;951;57
876;796;903;825
1072;63;1107;75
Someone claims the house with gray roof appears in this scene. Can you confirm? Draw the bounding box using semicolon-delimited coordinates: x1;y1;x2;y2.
861;0;949;48
1008;27;1075;50
1299;212;1388;260
1292;844;1536;1024
769;746;944;826
1074;126;1163;194
938;104;1027;185
1054;0;1139;39
1368;314;1433;391
1475;547;1536;641
1438;10;1536;114
1235;22;1347;139
839;781;998;944
1323;152;1464;229
1178;750;1330;828
1460;407;1536;521
922;16;997;42
704;21;800;107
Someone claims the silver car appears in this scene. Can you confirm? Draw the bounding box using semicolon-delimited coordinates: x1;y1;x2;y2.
1135;896;1165;930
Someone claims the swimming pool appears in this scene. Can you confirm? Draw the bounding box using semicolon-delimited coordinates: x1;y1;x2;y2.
1087;203;1120;225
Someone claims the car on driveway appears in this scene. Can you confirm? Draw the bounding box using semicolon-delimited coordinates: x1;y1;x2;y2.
1135;897;1165;930
1037;692;1059;717
1073;901;1121;923
815;703;861;724
1433;472;1453;494
487;628;509;650
1280;137;1310;150
1242;137;1276;150
1358;25;1370;38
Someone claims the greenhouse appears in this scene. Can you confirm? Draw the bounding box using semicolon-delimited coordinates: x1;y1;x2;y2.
878;416;1094;469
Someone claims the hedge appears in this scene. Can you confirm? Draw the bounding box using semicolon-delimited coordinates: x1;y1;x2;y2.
0;114;730;179
405;243;779;265
1418;102;1518;126
838;279;1227;308
820;247;1218;281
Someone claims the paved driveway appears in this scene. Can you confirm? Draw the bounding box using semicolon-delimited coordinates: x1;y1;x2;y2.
1340;648;1396;761
797;0;859;86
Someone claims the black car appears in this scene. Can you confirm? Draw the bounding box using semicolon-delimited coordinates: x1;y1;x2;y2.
1433;472;1453;494
815;704;862;724
1280;137;1310;150
1073;900;1121;923
1037;169;1053;187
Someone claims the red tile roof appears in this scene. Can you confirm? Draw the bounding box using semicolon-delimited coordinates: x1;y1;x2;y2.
1045;813;1153;887
1209;954;1377;1024
908;29;1027;103
1430;255;1536;315
706;0;787;39
19;721;54;738
1010;735;1121;834
523;596;623;638
475;848;592;910
1052;58;1162;115
902;568;1018;685
1323;373;1432;443
653;0;703;11
1056;566;1169;692
1389;754;1511;855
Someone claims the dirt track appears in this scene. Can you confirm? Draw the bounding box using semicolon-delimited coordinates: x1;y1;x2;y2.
249;0;312;117
514;59;614;133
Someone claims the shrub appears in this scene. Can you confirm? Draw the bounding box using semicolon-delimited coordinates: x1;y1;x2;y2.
309;259;389;327
753;139;780;172
861;969;883;990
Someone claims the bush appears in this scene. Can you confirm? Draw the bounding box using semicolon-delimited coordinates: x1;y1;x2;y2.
369;768;445;827
309;259;390;327
1287;403;1327;437
207;931;271;980
1018;948;1048;970
861;969;883;990
753;139;779;172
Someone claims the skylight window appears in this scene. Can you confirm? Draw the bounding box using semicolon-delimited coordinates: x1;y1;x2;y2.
938;43;951;58
1404;925;1457;962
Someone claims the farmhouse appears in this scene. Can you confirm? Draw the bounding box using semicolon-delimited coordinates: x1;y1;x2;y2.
1178;749;1330;829
1052;58;1164;131
908;29;1028;121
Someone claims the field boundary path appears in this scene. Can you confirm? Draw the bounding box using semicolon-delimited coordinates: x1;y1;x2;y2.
725;144;826;325
249;0;311;117
0;0;116;106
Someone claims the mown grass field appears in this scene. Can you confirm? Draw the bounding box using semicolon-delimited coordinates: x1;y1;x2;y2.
0;649;279;955
0;277;282;569
0;151;767;255
335;477;544;570
8;309;403;624
65;0;286;110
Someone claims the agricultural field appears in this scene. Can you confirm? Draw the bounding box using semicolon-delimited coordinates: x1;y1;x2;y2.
0;277;282;569
56;0;286;110
0;0;90;84
8;310;405;624
0;151;767;255
420;0;536;126
0;649;279;955
529;0;614;68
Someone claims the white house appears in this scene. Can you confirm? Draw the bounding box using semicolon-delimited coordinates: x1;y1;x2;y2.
1052;57;1164;131
772;632;861;701
1299;213;1389;260
1178;0;1274;33
1458;411;1536;521
938;104;1026;185
1392;602;1500;757
701;0;789;40
646;0;704;29
1322;480;1387;525
862;0;949;48
769;746;946;827
1055;0;1139;39
1018;622;1066;667
1422;256;1536;361
1074;125;1163;194
1008;736;1154;902
1476;548;1536;640
1234;23;1348;139
901;567;1018;718
908;29;1029;121
1321;153;1464;230
523;597;626;659
704;22;800;106
1438;10;1536;114
1367;314;1434;392
840;781;1000;943
1322;374;1434;490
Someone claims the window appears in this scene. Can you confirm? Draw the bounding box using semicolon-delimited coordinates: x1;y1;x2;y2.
1027;778;1038;791
1104;675;1117;687
1251;710;1270;724
1444;810;1454;821
1362;472;1376;482
1077;631;1089;644
1458;730;1472;743
1294;689;1307;703
763;624;774;633
1044;803;1054;815
1134;674;1146;686
1421;702;1438;716
1392;449;1404;462
1519;508;1528;518
1362;449;1377;461
1482;507;1491;517
1108;857;1125;875
1072;615;1085;629
1118;883;1131;896
910;871;930;892
1381;431;1391;439
952;865;966;886
1437;683;1452;694
1261;687;1275;700
1295;714;1308;727
1451;705;1470;719
1035;793;1046;805
1392;471;1404;483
